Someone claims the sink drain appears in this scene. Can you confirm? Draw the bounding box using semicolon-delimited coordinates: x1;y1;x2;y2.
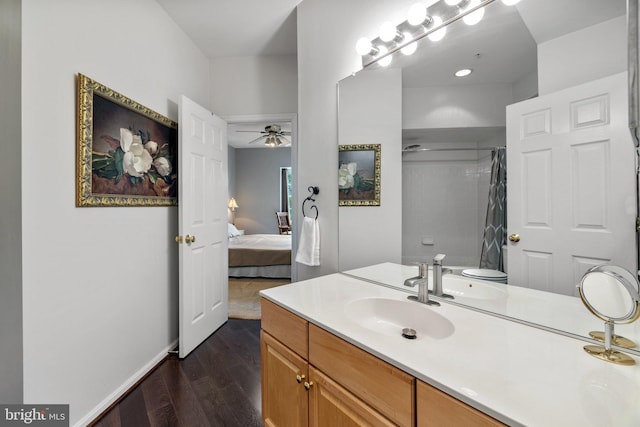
401;328;417;340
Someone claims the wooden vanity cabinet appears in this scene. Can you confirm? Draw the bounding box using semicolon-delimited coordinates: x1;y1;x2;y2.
261;298;406;426
261;298;503;427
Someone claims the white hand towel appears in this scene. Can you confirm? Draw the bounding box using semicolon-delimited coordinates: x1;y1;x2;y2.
295;217;320;266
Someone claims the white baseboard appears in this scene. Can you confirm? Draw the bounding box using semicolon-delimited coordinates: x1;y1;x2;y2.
74;339;178;427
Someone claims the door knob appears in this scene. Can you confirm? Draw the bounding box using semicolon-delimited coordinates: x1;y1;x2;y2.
185;235;196;244
175;235;183;244
508;233;521;243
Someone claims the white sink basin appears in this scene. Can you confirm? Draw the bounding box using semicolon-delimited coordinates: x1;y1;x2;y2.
442;276;508;301
345;297;455;339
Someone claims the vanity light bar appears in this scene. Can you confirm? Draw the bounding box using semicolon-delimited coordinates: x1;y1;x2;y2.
358;0;497;69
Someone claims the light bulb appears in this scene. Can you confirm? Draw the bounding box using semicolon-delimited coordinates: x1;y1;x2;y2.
463;0;485;26
377;46;392;67
356;37;373;56
445;0;463;5
501;0;520;4
407;3;427;26
379;22;398;42
401;33;417;55
428;16;446;42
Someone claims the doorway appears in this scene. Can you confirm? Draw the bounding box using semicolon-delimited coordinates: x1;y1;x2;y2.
225;113;297;318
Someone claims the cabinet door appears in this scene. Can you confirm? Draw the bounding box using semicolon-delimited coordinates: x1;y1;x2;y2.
261;331;309;427
417;381;505;427
309;366;396;427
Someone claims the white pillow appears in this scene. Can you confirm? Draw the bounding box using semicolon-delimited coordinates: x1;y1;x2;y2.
228;223;241;237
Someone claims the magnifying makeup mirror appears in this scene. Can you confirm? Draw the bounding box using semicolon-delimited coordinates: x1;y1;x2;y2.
577;265;640;365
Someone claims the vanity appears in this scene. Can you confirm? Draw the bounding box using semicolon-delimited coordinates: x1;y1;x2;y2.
259;272;640;427
265;0;640;424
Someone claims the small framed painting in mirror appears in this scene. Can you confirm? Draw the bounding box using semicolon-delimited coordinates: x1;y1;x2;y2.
338;144;381;206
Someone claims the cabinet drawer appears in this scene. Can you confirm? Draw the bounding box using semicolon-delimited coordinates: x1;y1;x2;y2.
261;298;308;359
309;324;414;427
417;380;506;427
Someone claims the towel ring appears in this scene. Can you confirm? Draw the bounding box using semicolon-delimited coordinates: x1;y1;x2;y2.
302;186;319;219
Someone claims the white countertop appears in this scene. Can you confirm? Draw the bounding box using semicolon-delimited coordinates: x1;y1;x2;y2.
260;273;640;427
343;262;640;353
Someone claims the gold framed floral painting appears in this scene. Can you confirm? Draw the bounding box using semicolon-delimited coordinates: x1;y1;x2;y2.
76;73;178;207
338;144;381;206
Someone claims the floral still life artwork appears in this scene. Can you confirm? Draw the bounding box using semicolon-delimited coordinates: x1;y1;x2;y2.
338;144;381;206
76;73;178;207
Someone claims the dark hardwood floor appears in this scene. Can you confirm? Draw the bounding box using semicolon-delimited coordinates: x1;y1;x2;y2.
91;319;263;427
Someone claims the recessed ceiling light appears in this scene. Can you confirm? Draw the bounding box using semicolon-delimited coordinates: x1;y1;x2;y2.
455;68;473;77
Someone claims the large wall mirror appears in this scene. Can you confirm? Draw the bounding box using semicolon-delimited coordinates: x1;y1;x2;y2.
338;0;640;353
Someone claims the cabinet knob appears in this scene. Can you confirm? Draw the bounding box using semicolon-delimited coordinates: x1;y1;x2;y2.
304;381;314;390
296;374;306;383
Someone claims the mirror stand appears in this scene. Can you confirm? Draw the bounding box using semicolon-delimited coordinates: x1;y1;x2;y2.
577;265;640;366
583;321;636;366
588;330;636;349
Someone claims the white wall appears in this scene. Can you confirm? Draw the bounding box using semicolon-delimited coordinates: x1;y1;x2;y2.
234;148;292;234
21;0;210;425
338;69;403;271
210;55;298;116
403;83;513;129
0;0;23;403
538;16;626;95
297;0;422;280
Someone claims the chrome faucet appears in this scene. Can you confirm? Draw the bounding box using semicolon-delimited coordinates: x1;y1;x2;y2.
405;262;440;306
432;254;454;299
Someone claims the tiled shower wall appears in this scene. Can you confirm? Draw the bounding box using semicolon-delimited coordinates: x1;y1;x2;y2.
402;151;493;267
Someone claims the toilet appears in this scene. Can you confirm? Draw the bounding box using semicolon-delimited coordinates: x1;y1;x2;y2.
461;268;508;284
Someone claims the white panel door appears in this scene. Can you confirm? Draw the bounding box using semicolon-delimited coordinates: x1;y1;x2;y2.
507;72;636;296
178;96;228;358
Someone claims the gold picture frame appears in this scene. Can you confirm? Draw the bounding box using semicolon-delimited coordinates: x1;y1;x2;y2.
76;73;178;207
338;144;381;206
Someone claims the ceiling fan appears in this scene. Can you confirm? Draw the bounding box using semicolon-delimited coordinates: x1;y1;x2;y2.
237;124;291;147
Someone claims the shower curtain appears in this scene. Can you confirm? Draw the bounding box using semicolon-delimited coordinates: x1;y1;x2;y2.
479;147;506;271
